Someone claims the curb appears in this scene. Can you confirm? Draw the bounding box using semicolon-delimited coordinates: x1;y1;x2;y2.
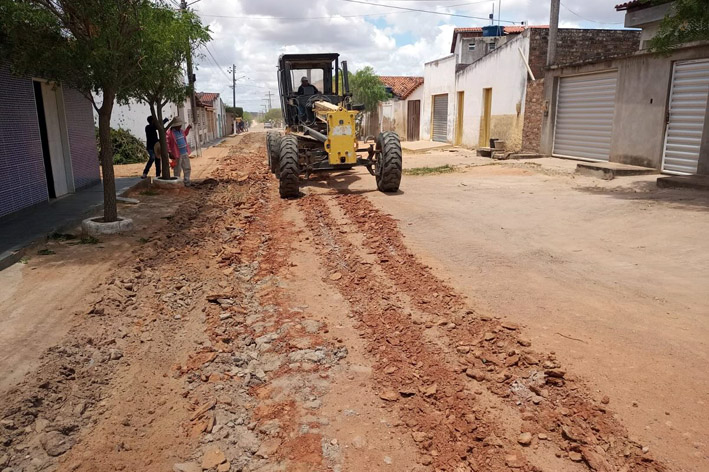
0;178;145;272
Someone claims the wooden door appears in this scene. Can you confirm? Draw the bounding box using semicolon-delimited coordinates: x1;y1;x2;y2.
407;100;420;141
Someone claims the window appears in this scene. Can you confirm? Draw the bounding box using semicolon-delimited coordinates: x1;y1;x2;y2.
468;42;476;51
488;42;496;53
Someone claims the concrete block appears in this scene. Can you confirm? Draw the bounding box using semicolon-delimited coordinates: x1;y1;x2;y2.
152;177;183;190
81;217;134;236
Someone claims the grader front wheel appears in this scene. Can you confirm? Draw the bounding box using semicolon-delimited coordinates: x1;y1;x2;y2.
278;134;300;199
375;131;402;192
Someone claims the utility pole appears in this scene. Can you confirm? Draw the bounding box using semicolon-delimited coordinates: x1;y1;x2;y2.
181;0;200;156
231;64;236;108
264;91;273;111
547;0;560;67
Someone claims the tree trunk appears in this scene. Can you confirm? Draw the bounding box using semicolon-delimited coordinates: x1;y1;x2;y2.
98;92;118;222
154;103;171;178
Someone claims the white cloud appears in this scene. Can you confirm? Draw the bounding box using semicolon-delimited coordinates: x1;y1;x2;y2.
187;0;628;112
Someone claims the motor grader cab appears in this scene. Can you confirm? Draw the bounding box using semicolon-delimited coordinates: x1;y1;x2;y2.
266;53;402;198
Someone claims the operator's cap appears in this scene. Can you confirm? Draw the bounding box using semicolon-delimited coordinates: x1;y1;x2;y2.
301;76;308;83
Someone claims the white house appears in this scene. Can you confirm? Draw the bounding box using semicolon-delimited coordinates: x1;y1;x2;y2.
421;26;641;152
378;76;424;141
360;76;423;141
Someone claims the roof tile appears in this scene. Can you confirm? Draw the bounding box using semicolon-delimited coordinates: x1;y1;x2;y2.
378;76;424;99
196;92;220;107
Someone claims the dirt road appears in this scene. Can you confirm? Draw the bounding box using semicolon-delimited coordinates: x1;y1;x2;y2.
0;132;696;472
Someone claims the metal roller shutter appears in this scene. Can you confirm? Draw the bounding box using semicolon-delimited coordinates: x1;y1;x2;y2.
432;94;448;142
553;71;618;161
662;59;709;174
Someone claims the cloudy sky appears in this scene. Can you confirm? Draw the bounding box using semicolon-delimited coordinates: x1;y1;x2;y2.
186;0;629;113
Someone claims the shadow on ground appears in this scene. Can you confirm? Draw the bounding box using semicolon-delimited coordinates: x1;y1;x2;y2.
574;180;709;212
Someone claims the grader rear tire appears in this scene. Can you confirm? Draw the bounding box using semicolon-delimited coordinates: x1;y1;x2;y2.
266;132;281;175
278;134;300;199
375;131;402;192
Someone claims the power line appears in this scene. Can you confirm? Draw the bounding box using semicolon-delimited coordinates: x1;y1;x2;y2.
198;0;493;22
339;0;518;24
202;44;231;81
559;1;623;25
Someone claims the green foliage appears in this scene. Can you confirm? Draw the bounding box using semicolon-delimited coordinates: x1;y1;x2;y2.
226;106;243;116
79;236;101;245
264;108;283;122
650;0;709;53
0;0;157;222
350;66;388;112
0;0;147;102
123;3;210;176
243;111;253;122
96;127;148;165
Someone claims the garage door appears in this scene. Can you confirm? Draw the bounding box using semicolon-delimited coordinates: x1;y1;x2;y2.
432;94;448;142
662;59;709;174
553;71;618;161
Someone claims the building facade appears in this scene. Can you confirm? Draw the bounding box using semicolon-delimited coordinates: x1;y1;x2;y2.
362;76;424;140
538;1;709;175
421;27;641;151
195;92;227;145
0;65;99;219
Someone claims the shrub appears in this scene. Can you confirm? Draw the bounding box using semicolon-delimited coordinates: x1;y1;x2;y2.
96;127;148;165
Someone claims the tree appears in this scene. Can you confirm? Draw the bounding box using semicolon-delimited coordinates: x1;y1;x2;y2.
123;4;210;179
264;108;283;122
650;0;709;53
0;0;151;222
349;66;389;112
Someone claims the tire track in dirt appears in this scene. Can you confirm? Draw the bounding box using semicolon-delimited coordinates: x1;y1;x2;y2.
331;192;668;472
299;194;524;471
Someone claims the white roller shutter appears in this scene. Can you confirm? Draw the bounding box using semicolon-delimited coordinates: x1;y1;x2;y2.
432;94;448;142
553;71;618;161
662;59;709;174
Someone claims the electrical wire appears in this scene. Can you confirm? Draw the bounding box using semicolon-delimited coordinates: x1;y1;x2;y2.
339;0;518;24
202;44;232;81
198;0;495;22
559;1;623;25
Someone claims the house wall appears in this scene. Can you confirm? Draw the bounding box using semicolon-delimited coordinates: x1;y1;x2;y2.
62;89;100;190
0;67;47;218
527;29;642;79
521;79;545;153
0;66;100;219
455;33;531;150
380;99;407;138
459;36;513;65
539;42;709;171
624;3;673;50
422;54;457;142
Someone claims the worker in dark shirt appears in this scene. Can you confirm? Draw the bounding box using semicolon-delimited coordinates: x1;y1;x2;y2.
297;77;319;123
297;76;319;96
142;115;161;179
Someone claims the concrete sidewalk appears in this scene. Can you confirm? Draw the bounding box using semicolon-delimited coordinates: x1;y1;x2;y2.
0;177;140;270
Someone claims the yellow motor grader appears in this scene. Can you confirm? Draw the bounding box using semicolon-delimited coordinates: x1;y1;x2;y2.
266;53;402;198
